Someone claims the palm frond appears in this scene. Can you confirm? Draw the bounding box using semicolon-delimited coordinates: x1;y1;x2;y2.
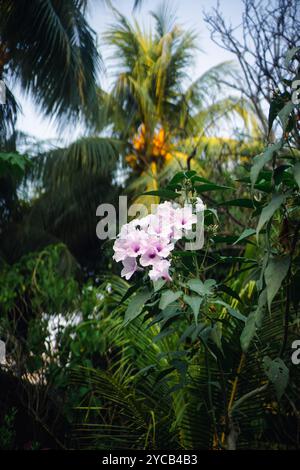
36;136;123;187
0;85;18;150
0;0;101;125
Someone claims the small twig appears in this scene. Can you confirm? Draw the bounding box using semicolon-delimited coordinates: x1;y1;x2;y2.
187;148;197;171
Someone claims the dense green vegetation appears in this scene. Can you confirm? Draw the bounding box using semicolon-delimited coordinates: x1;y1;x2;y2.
0;0;300;451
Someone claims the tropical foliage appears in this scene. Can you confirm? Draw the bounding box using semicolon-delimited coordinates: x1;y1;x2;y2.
0;0;299;452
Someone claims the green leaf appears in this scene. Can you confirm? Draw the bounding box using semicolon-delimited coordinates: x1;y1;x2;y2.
169;170;196;185
250;141;282;188
240;290;267;351
121;279;144;303
148;305;181;328
191;175;233;192
190;175;213;184
187;279;216;296
285;46;300;66
153;279;166;292
179;324;197;343
253;181;273;193
240;312;256;352
254;289;268;329
263;356;289;400
159;290;182;310
256;194;285;239
274;164;291;185
214;300;246;322
278;101;294;131
142;189;178;200
205;208;219;222
183;294;202;324
124;289;152;325
195;183;233;193
233;228;256;245
293;162;300;189
210;323;223;352
268;95;286;133
264;256;290;311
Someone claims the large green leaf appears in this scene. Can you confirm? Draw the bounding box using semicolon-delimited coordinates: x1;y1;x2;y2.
195;183;233;193
240;289;267;352
263;356;289;400
153;279;166;292
148;304;181;328
264;256;290;311
210;323;223;353
159;290;182;310
124;288;152;325
233;228;256;245
256;194;285;239
187;279;216;296
183;295;202;324
268;95;286;133
240;312;256;352
169;170;196;185
250;141;282;188
278;101;294;132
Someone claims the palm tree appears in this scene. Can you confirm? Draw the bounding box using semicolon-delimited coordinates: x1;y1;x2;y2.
101;5;256;203
0;0;101;128
0;0;103;259
36;5;256;216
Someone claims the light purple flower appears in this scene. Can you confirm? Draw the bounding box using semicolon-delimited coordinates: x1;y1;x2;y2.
147;214;173;238
113;199;205;283
113;237;128;262
119;219;139;238
156;201;177;218
149;236;174;258
121;257;137;280
125;231;149;257
138;214;153;229
173;206;197;232
140;247;161;266
149;259;172;282
114;229;149;260
139;235;174;266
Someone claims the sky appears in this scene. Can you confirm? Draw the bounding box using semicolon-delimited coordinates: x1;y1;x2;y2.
15;0;244;145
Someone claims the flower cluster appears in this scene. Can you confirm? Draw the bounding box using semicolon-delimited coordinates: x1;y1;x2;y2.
113;199;205;282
